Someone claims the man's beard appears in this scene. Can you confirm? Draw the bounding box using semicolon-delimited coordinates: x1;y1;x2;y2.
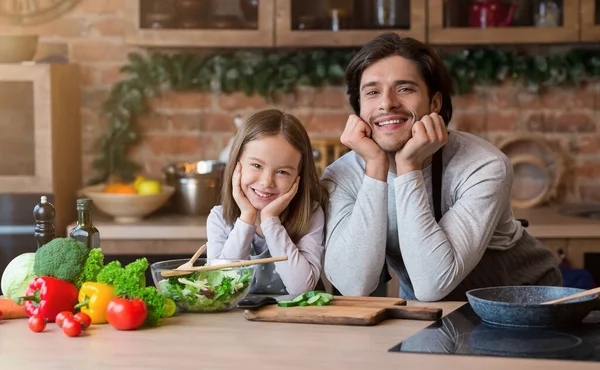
372;129;412;153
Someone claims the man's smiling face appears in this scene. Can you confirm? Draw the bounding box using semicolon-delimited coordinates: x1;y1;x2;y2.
359;55;440;153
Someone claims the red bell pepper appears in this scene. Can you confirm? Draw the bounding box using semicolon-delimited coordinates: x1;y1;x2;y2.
19;277;79;322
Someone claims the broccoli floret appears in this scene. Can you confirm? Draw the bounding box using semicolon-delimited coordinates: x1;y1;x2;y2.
33;238;105;289
34;238;89;283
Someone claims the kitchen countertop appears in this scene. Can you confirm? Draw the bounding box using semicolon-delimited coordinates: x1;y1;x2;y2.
2;300;597;370
67;212;208;240
72;206;600;240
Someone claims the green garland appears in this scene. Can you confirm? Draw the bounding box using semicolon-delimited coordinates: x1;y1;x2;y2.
90;47;600;185
443;48;600;94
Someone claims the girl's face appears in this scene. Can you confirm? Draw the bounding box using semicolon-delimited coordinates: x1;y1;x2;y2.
238;134;301;211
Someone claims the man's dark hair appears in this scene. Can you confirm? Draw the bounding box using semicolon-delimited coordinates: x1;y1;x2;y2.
345;32;453;126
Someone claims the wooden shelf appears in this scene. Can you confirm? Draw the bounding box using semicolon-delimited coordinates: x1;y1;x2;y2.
581;0;600;41
124;1;275;47
275;0;426;47
428;0;580;45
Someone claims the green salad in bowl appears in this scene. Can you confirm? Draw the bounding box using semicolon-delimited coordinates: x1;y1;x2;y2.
150;258;256;312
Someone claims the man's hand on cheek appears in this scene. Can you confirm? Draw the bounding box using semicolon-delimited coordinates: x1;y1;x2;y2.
395;113;448;175
340;114;388;181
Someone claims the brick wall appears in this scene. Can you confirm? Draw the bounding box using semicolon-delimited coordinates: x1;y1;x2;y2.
1;0;599;203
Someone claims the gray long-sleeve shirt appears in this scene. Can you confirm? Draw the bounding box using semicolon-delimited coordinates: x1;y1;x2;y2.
321;130;561;301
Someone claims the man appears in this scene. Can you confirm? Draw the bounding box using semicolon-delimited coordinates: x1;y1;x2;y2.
321;32;562;301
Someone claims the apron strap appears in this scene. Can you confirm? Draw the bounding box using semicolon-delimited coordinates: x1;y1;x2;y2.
432;147;444;223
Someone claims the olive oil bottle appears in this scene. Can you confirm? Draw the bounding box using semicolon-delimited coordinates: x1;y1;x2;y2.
69;198;100;250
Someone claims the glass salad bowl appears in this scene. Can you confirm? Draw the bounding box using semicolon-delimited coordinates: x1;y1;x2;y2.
150;258;256;313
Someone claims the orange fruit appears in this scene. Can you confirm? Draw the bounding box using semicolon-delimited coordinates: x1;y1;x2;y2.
103;183;137;194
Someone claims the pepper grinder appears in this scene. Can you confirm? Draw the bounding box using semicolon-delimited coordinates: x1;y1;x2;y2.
33;195;56;249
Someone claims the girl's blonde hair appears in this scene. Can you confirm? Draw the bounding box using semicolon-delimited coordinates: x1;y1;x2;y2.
220;109;328;243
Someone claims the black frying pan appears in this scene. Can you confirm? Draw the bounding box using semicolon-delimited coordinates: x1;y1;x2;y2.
466;286;600;328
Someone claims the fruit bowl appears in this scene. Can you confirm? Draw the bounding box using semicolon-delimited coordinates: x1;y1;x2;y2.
150;258;257;313
80;183;175;223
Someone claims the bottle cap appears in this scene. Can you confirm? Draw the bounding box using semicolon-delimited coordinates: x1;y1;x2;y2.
76;198;92;211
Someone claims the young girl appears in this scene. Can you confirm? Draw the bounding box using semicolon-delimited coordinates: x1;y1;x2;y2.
206;109;328;296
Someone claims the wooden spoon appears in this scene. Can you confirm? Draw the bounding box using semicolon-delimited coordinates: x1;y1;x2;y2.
160;255;288;277
541;286;600;305
174;244;206;271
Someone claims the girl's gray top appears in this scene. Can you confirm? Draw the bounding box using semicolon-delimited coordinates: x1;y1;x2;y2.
206;205;325;295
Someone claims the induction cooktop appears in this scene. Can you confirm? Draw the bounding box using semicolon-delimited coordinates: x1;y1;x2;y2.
389;304;600;362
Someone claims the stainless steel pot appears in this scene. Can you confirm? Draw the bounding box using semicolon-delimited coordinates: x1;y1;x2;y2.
164;160;226;216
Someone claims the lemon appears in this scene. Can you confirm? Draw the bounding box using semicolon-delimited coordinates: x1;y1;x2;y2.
137;179;162;195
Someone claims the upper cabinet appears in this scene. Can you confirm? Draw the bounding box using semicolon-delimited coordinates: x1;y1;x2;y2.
275;0;426;46
429;0;579;44
581;0;600;41
123;0;600;47
124;0;275;47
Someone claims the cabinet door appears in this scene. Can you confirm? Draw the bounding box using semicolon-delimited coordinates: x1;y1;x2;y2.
275;0;426;47
581;0;600;40
429;0;580;44
125;0;275;47
0;66;52;193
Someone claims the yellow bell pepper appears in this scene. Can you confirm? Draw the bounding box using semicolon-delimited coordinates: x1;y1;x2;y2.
76;282;115;324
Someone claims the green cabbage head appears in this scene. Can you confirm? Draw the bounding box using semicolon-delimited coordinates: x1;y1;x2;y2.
1;253;36;300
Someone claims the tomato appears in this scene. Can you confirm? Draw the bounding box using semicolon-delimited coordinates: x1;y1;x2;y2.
106;297;147;331
55;311;73;327
28;314;46;333
73;312;92;329
0;309;3;321
62;316;82;337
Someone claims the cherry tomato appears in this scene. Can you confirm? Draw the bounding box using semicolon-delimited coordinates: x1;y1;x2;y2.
73;312;92;329
55;311;73;327
0;309;3;321
62;316;82;337
28;314;46;333
106;297;147;331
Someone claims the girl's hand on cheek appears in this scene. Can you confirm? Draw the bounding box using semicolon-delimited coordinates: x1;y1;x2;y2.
261;176;300;221
232;162;257;224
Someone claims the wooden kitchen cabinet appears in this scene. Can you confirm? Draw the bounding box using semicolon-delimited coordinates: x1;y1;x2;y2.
429;0;580;44
0;63;81;237
123;1;596;47
124;0;275;47
581;0;600;40
275;0;426;46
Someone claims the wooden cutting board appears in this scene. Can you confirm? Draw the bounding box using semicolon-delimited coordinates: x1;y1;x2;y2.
243;296;442;326
326;296;406;307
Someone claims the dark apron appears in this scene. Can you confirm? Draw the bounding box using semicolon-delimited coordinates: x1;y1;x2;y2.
332;143;528;297
370;144;528;297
